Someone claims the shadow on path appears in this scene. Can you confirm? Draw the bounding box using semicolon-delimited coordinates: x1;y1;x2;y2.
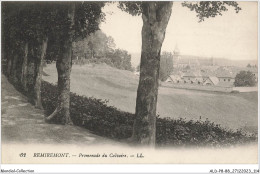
1;75;122;146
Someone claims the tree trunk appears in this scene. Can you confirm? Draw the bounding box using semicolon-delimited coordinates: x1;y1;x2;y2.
34;38;48;109
131;2;173;146
6;49;14;77
21;42;28;91
46;4;75;125
10;53;18;84
46;39;73;124
7;56;12;77
27;43;38;104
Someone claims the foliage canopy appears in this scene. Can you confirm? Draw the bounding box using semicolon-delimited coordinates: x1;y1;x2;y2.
234;71;256;87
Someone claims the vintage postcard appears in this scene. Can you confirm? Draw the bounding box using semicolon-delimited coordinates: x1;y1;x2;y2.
1;1;259;173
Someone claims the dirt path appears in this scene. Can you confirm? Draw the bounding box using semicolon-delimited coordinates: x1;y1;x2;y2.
1;75;121;145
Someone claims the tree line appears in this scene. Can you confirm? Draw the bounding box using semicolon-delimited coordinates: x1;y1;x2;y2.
72;30;133;71
2;1;241;146
2;2;105;124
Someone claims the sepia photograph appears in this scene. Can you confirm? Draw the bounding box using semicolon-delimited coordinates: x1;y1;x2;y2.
1;0;259;173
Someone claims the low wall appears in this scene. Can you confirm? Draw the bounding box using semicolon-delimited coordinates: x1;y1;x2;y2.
232;87;258;92
162;82;233;93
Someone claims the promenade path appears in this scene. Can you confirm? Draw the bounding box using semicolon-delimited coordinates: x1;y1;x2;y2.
1;75;119;145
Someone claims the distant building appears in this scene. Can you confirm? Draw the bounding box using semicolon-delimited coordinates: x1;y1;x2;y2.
215;67;235;87
166;75;182;83
173;45;181;68
203;77;219;86
168;47;257;88
167;67;236;87
182;71;203;84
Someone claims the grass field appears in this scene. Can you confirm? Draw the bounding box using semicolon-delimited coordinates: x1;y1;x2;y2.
43;64;258;134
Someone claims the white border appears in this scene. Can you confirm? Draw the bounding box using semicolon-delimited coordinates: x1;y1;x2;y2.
0;0;259;173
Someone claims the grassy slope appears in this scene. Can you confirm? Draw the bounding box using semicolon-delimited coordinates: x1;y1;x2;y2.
43;64;258;133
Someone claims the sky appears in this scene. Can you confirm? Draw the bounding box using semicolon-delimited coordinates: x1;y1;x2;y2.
100;2;258;67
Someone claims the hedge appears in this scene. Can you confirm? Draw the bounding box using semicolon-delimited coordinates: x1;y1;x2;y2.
41;81;257;147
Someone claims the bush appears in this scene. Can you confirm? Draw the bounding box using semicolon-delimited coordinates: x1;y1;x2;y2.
42;81;134;139
156;117;256;147
231;90;239;94
234;71;256;87
41;81;257;147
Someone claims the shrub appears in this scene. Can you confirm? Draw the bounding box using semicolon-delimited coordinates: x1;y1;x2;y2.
234;71;256;87
41;81;134;139
41;81;257;147
231;90;239;94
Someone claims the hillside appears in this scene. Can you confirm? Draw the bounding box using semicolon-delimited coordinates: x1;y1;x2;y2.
130;52;257;68
181;55;257;67
43;63;258;134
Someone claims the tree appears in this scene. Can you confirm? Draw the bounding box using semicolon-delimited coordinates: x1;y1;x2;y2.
108;49;133;71
136;64;140;72
72;30;116;61
46;2;105;124
2;3;22;81
119;1;241;146
72;30;133;71
159;51;173;81
2;2;53;108
234;71;256;87
119;2;173;146
87;31;110;58
2;2;105;124
182;1;241;22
